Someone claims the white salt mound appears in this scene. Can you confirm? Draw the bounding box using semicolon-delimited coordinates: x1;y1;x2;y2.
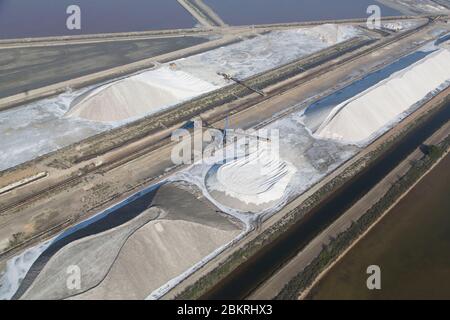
66;67;217;122
315;49;450;144
308;24;359;45
213;144;296;205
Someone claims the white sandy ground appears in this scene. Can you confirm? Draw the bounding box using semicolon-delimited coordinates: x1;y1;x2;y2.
0;89;112;172
20;208;162;300
0;97;357;299
176;114;358;217
0;185;159;299
173;24;360;87
386;0;450;14
4;25;447;300
382;20;423;32
3;40;449;301
315;48;450;144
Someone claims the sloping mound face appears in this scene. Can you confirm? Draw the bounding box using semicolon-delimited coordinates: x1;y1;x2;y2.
66;67;217;122
12;183;242;300
315;49;450;144
19;208;161;300
308;24;359;45
207;143;296;207
20;218;239;300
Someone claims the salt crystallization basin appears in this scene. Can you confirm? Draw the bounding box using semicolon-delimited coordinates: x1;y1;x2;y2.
0;24;360;171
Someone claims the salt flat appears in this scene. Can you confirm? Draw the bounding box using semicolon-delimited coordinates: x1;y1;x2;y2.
3;34;448;301
68;24;360;122
181;113;358;216
0;89;111;172
70;219;240;300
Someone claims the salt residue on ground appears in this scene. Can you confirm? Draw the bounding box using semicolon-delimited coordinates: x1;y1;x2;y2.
308;24;361;45
66;67;218;122
0;24;363;299
178;114;358;217
0;89;112;172
382;19;423;32
315;48;450;144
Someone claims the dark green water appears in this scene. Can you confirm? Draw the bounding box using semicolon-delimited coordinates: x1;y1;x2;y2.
309;153;450;300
